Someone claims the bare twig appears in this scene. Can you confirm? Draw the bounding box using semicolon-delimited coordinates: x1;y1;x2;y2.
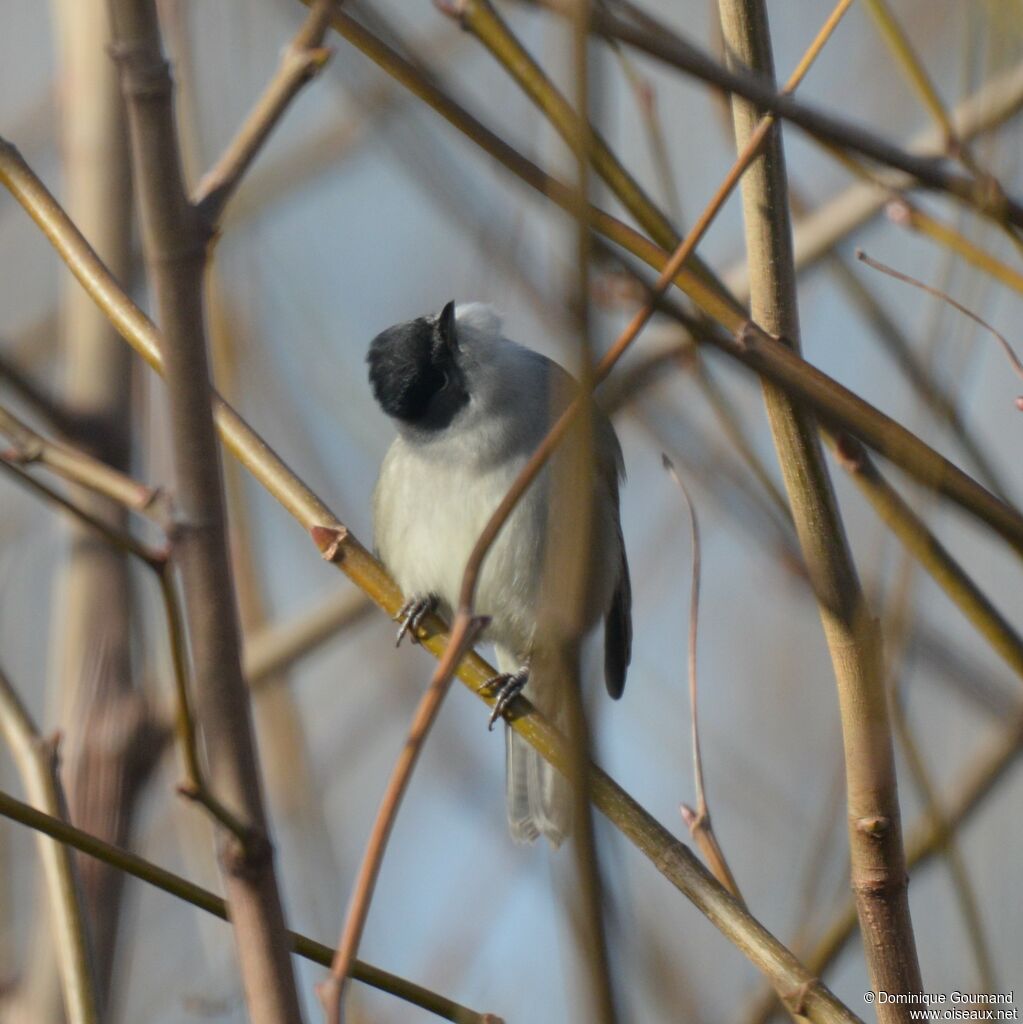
886;200;1023;298
578;4;1023;229
193;0;337;226
0;113;868;1024
744;710;1023;1024
318;614;490;1024
0;404;165;521
663;455;742;900
0;666;99;1024
715;0;920;1010
0;788;494;1023
243;589;374;688
105;2;304;1019
857;249;1023;395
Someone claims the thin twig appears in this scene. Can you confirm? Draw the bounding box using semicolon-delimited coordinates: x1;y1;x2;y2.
0;455;257;844
318;614;490;1024
663;455;742;900
0;788;494;1023
857;249;1023;393
0;666;99;1024
243;588;374;688
578;4;1023;229
0;460;163;569
886;199;1023;298
0;404;166;522
193;0;337;226
0;118;871;1024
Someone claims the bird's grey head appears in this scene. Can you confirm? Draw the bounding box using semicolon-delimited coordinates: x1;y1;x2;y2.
366;301;470;432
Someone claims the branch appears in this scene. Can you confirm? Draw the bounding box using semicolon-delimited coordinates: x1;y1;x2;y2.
0;133;860;1024
663;456;742;899
581;3;1023;229
318;615;490;1024
833;435;1023;686
744;710;1023;1024
714;0;920;1010
104;2;303;1019
193;0;337;227
0;666;99;1024
243;588;374;689
0;404;166;521
282;11;1023;553
0;788;496;1023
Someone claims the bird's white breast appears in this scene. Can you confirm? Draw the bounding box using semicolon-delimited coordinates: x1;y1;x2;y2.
372;434;548;659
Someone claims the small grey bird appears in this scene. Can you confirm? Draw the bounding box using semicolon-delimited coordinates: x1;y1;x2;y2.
368;301;631;847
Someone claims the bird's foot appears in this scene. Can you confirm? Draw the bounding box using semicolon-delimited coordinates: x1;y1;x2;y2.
394;594;438;647
478;667;529;731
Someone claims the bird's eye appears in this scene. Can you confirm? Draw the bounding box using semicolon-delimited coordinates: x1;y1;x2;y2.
439;370;451;391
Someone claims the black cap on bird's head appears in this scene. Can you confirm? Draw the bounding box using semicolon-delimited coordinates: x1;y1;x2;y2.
367;301;470;430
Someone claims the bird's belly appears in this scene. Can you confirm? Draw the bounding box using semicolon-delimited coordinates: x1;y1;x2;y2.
374;451;545;656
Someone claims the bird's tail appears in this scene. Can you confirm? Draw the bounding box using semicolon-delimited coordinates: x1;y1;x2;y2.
498;648;570;848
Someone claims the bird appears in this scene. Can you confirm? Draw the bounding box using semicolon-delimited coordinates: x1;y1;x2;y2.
368;300;631;847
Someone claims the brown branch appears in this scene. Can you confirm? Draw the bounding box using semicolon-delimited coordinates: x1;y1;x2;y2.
0;404;166;521
318;615;490;1024
715;0;920;1012
578;3;1023;229
743;710;1023;1024
0;105;865;1024
193;0;337;226
0;788;495;1023
663;456;742;900
104;3;303;1018
857;249;1023;393
0;666;99;1024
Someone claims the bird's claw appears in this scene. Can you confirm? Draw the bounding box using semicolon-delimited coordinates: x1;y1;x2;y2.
478;668;529;730
394;594;438;647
